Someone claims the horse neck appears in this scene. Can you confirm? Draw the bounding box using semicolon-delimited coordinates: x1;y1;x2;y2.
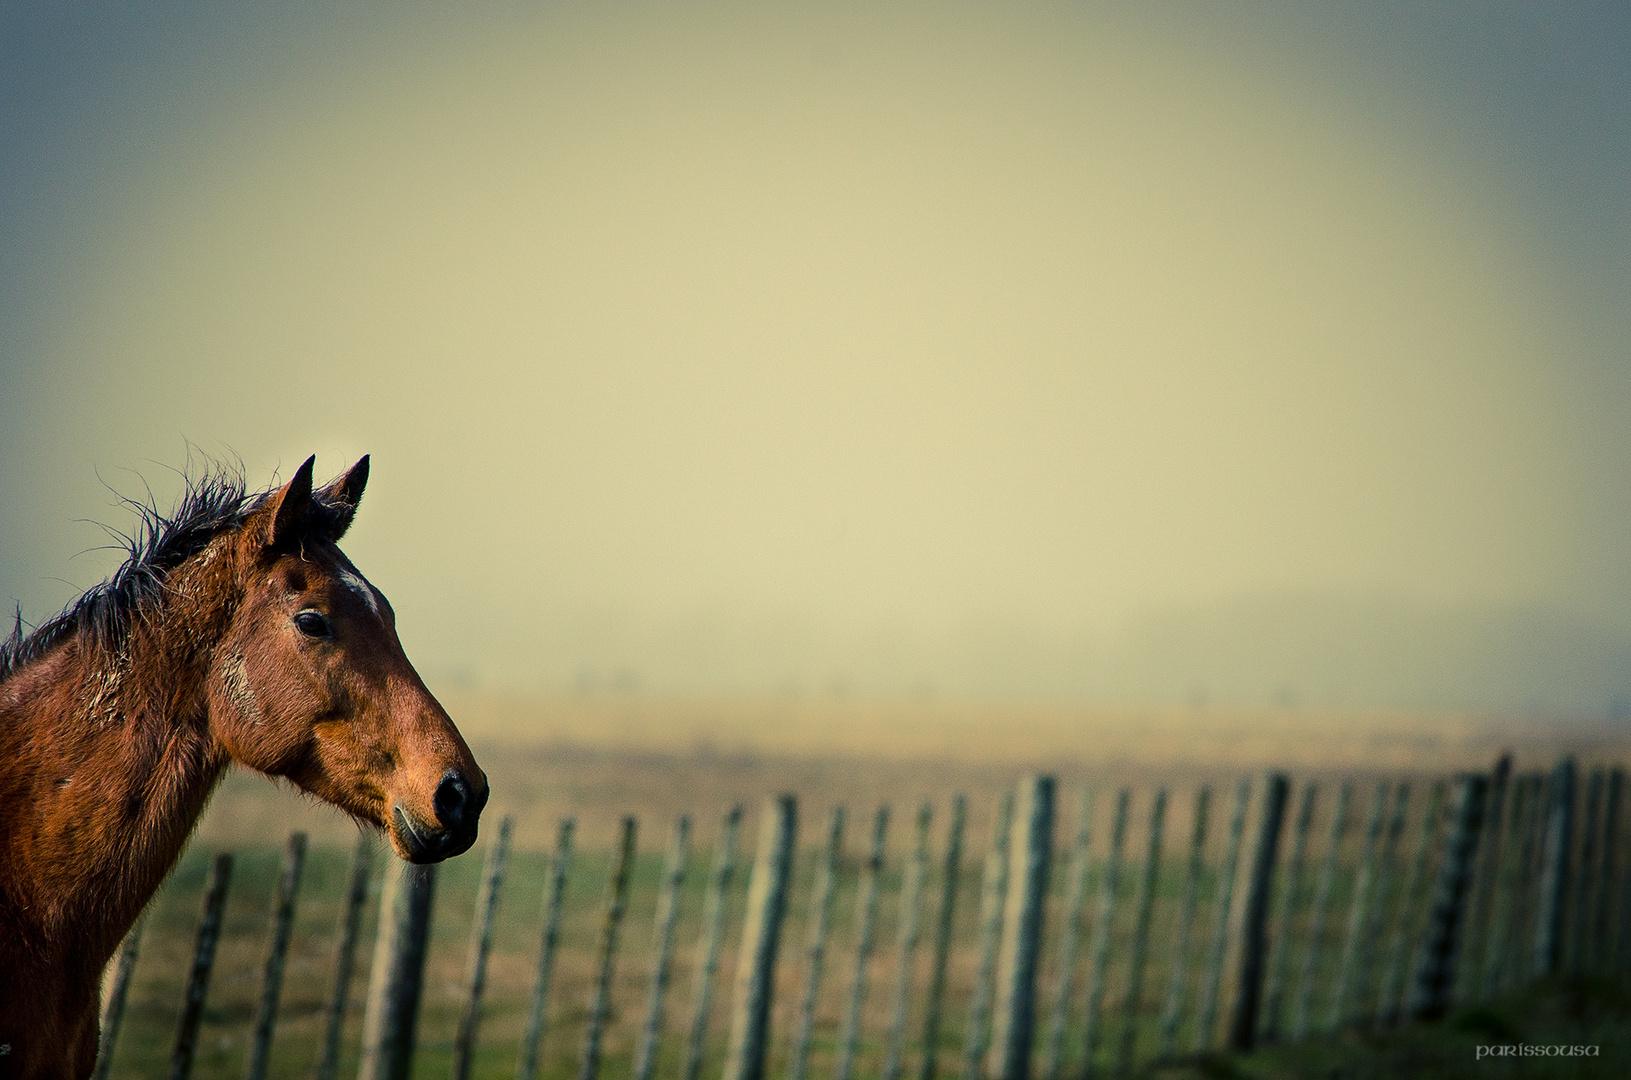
0;546;239;963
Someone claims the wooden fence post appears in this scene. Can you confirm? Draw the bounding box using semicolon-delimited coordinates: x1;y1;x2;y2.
722;794;798;1080
683;805;744;1080
1459;755;1512;1001
836;805;891;1080
634;816;694;1080
92;913;147;1080
1593;769;1625;974
244;832;308;1080
518;818;577;1080
917;795;966;1080
1533;757;1577;978
789;807;846;1080
1227;773;1289;1052
168;852;233;1080
1291;781;1351;1041
1042;789;1098;1080
1080;789;1131;1076
1352;782;1411;1024
1479;776;1532;999
1114;788;1165;1078
1327;782;1388;1033
453;815;514;1080
883;803;934;1080
1258;782;1314;1044
359;860;437;1080
990;776;1056;1080
1614;775;1631;973
1515;773;1550;984
1376;780;1444;1026
316;833;374;1080
960;791;1016;1080
1568;769;1606;975
579;817;639;1080
1406;773;1489;1021
1158;786;1211;1059
1192;779;1249;1053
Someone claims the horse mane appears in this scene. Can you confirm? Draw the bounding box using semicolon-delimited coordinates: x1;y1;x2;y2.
1;459;357;685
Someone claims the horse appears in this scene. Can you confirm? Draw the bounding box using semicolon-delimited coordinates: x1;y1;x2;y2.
0;455;488;1077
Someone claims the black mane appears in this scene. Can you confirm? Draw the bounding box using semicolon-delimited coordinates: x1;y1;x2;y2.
1;461;354;684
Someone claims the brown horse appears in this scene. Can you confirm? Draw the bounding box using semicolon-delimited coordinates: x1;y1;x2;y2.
0;456;487;1077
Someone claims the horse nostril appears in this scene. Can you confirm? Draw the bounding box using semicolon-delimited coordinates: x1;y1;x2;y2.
434;772;470;830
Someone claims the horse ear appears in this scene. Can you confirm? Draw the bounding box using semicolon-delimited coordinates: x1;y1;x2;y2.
265;455;316;550
319;455;369;540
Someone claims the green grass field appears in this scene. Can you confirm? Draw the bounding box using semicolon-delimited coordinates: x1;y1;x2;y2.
95;696;1631;1078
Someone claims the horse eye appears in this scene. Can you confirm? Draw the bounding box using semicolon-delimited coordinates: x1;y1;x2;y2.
293;611;332;638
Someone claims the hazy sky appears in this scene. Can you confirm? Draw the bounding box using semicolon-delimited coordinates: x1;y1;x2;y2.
3;2;1628;707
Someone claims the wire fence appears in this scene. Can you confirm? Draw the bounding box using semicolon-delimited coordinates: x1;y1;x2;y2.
94;755;1627;1080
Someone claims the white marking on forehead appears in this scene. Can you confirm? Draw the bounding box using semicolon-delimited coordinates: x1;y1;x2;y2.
337;567;381;616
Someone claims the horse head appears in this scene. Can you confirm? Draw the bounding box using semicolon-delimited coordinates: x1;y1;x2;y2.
206;455;487;863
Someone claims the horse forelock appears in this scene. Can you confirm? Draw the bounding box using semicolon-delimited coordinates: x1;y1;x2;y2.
0;459;361;687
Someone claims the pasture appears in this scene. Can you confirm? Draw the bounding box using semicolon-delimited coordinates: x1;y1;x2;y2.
98;696;1631;1079
188;693;1623;852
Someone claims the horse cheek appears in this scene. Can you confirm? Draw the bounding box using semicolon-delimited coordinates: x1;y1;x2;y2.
207;662;308;775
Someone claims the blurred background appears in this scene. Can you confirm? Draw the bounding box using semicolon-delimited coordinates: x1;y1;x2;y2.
4;0;1630;724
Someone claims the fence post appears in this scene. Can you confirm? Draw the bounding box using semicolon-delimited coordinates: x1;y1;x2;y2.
359;860;437;1080
837;805;891;1080
519;818;577;1080
1568;770;1606;975
1114;788;1165;1078
1227;772;1289;1052
960;791;1016;1080
1376;781;1444;1025
683;805;744;1080
168;852;233;1080
990;775;1056;1080
1512;774;1552;989
1042;789;1098;1080
1614;776;1631;974
1406;773;1489;1021
722;794;798;1080
634;815;693;1080
917;795;966;1080
1158;786;1211;1059
1081;789;1131;1075
92;913;147;1080
789;807;846;1080
883;803;934;1080
1327;782;1389;1032
1479;776;1532;999
1291;781;1351;1040
315;834;374;1080
1258;781;1315;1044
1533;757;1577;978
1593;769;1625;974
579;817;639;1080
1193;779;1249;1053
1459;754;1512;1001
453;815;514;1080
244;832;307;1080
1353;782;1411;1024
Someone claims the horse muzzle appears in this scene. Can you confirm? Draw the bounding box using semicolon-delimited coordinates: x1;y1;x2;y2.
391;769;488;863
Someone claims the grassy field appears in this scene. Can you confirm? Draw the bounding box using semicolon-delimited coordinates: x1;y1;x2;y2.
189;692;1631;853
98;695;1631;1079
1151;977;1631;1079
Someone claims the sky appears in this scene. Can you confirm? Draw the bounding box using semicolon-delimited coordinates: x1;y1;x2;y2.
2;2;1629;711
